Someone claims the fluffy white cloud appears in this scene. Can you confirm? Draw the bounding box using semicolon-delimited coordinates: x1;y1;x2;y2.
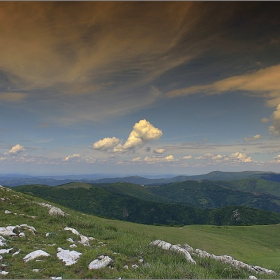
5;144;25;155
165;155;174;161
64;154;81;161
93;137;121;151
153;148;166;154
144;155;175;163
269;104;280;135
113;119;162;153
195;153;215;160
194;152;252;163
93;120;162;153
244;134;261;142
229;152;252;163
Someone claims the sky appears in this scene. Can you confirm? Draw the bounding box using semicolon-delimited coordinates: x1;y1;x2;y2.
1;2;280;176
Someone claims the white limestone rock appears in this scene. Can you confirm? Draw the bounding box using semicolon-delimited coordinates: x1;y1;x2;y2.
12;249;21;256
0;236;6;246
0;226;18;236
23;250;50;262
132;264;139;269
88;255;112;270
182;243;194;253
38;202;67;217
67;238;75;243
193;248;276;275
170;244;196;264
150;240;196;264
20;224;36;234
57;247;82;266
0;248;13;254
64;227;91;246
49;207;66;217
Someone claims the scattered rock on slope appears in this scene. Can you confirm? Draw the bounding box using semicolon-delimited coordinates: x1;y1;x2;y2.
150;239;276;276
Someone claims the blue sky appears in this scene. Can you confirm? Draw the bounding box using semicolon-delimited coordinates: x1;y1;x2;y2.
1;2;280;175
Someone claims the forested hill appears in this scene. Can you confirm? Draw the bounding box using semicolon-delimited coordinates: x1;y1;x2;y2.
13;181;280;226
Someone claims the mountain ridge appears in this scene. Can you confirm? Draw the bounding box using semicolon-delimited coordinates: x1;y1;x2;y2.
2;170;280;187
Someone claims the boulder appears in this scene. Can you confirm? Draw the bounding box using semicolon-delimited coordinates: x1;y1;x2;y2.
57;247;82;266
64;227;91;246
88;255;112;270
23;250;50;262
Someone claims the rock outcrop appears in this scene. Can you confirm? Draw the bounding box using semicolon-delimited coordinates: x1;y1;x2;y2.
151;239;276;276
38;202;67;217
150;240;196;264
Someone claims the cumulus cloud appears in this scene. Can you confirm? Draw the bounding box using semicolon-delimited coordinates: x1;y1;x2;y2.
114;119;162;153
153;148;166;154
195;153;215;160
93;137;121;151
244;134;261;142
144;155;176;163
229;152;252;163
5;144;25;155
194;152;252;163
64;154;81;161
93;120;162;153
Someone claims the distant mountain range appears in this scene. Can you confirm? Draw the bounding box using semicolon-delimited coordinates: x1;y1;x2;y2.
2;170;280;187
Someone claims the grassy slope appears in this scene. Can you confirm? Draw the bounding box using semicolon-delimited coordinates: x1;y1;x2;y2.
1;185;280;278
97;219;280;271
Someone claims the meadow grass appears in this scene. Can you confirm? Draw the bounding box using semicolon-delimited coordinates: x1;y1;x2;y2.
1;186;280;278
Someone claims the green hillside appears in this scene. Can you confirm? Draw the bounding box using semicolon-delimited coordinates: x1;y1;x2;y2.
1;185;280;278
96;182;171;203
13;183;280;226
217;178;280;198
147;180;280;212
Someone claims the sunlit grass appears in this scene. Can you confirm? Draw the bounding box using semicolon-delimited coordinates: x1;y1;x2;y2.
1;186;280;278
